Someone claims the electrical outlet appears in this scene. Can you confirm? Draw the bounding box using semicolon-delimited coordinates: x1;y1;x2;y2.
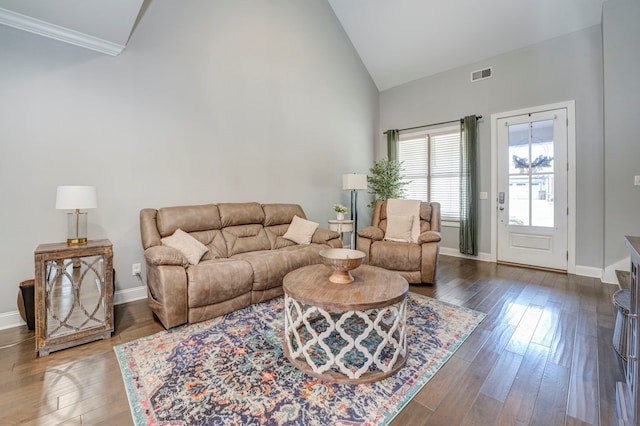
635;175;640;186
132;263;141;276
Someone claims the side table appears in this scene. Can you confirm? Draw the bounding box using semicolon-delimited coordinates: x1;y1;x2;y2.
34;239;114;357
328;219;354;249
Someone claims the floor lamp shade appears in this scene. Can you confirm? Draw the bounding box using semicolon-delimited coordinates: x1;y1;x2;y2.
56;186;97;245
342;174;368;191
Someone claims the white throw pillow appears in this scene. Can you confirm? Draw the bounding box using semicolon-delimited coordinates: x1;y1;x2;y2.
384;215;414;243
161;228;208;265
283;215;319;245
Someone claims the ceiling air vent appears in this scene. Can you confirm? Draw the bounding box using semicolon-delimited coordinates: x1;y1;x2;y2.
471;67;492;82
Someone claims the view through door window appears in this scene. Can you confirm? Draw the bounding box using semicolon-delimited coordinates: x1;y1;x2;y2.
508;119;555;227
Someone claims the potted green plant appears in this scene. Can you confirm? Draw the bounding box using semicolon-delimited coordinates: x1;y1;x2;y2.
333;204;349;220
367;157;408;208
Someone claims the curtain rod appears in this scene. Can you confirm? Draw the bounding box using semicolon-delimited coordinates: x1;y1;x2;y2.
383;115;482;135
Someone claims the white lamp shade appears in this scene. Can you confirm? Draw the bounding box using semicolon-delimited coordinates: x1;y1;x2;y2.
342;174;368;190
56;186;98;210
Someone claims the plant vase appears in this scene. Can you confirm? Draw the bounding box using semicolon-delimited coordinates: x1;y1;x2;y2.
336;212;345;221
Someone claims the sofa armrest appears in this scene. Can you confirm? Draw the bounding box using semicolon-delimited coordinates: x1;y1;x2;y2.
145;262;188;329
419;231;442;244
144;245;189;267
358;226;384;241
311;228;341;246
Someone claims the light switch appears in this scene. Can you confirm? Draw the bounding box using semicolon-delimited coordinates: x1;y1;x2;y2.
635;176;640;186
479;191;488;199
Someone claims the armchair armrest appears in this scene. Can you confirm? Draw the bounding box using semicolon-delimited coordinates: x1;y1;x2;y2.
358;226;384;241
144;245;189;267
418;230;442;244
311;228;341;245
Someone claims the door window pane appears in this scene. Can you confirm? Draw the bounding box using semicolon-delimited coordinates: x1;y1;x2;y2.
507;119;555;228
531;120;554;174
508;175;529;226
531;120;554;227
531;174;554;227
508;123;530;226
508;123;530;175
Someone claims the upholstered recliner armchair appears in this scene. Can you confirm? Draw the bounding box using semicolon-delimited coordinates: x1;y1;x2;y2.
357;200;441;284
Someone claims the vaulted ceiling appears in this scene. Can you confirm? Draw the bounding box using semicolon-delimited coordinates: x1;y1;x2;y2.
0;0;606;91
328;0;606;90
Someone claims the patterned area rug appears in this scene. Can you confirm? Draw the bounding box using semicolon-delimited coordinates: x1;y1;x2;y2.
114;293;484;425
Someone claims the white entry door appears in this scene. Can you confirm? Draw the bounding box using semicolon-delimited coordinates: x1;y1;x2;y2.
497;109;568;271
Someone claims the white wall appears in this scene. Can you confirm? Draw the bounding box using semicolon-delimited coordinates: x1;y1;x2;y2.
603;0;640;270
379;26;604;269
0;0;378;324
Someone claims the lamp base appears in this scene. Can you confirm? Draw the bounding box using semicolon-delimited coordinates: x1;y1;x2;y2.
66;212;88;246
66;238;88;246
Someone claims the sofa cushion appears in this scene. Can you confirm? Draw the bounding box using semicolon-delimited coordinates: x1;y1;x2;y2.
370;240;421;271
156;204;221;237
223;224;271;256
218;202;264;227
161;229;209;265
233;244;326;291
264;224;298;250
189;229;228;259
186;259;253;308
283;215;319;245
262;204;307;226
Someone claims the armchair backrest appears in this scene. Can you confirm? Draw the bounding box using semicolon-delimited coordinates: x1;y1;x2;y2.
371;200;441;234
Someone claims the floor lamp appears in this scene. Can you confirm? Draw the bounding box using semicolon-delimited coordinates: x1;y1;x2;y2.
342;174;368;248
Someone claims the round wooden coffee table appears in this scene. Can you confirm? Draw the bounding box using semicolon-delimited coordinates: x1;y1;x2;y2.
282;264;409;384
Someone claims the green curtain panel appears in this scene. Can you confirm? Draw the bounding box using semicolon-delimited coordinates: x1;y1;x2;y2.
386;129;399;161
459;115;478;255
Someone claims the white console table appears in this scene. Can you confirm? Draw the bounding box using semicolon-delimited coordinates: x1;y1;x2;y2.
328;220;354;249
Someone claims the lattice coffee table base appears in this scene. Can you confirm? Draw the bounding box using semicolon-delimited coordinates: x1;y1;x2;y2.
283;294;407;384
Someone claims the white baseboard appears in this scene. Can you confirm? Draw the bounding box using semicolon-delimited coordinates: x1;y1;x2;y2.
0;285;148;331
113;285;148;305
602;257;630;285
0;311;23;331
575;265;605;280
441;247;612;283
440;247;493;262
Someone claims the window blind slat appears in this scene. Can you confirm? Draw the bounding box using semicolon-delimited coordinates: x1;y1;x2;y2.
399;129;461;221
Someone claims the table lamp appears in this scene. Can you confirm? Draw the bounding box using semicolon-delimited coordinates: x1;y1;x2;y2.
342;173;368;245
56;186;97;245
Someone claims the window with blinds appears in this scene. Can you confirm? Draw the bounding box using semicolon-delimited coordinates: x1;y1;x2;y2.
398;127;461;221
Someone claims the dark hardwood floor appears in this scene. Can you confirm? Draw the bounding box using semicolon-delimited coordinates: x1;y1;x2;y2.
0;255;625;425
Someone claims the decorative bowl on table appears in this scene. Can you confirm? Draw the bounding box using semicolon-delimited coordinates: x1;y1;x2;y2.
319;248;366;284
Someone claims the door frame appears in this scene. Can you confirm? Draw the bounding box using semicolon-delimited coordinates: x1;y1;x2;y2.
490;100;576;273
